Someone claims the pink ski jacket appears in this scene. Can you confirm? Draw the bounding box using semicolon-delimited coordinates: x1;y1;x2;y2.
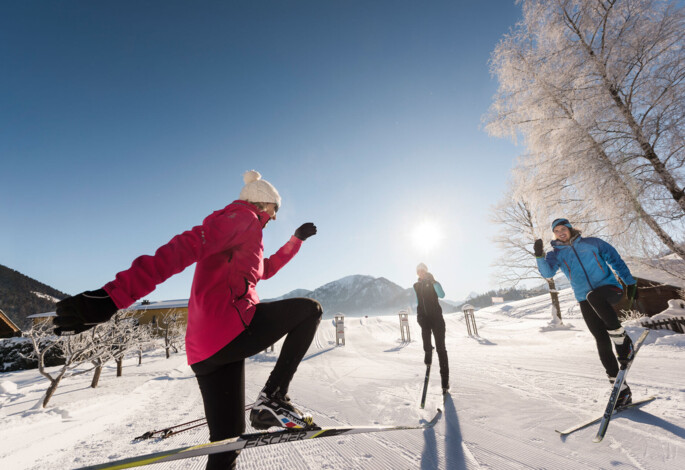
103;200;302;364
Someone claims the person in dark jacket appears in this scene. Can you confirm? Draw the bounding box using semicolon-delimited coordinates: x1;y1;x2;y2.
414;263;449;393
534;218;639;406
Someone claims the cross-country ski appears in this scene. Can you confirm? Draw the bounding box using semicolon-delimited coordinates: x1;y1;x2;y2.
78;410;443;470
556;396;656;436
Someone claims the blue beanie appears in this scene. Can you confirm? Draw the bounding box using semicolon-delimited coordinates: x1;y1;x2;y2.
551;218;572;230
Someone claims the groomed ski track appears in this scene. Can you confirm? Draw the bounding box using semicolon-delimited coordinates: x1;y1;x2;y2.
2;290;684;469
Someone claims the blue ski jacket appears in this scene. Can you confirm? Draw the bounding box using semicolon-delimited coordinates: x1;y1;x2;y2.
536;236;635;302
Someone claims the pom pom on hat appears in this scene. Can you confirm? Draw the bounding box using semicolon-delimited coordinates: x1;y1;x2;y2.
243;170;262;184
238;170;281;208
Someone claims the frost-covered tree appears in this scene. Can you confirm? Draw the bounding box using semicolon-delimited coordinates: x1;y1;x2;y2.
109;310;147;377
89;310;147;387
491;192;564;321
24;321;108;407
155;310;185;359
485;0;685;260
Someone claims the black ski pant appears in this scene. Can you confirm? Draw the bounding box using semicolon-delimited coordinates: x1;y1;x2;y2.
191;298;323;470
579;284;625;379
419;314;449;389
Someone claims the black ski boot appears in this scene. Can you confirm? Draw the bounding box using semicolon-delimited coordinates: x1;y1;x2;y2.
608;376;633;408
250;387;316;430
441;375;449;395
616;383;632;407
610;328;635;369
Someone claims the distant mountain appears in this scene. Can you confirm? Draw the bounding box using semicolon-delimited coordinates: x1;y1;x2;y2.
0;264;69;330
265;274;458;318
269;288;314;300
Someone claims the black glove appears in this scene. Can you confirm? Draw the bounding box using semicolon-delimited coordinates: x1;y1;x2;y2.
294;222;317;241
533;239;544;258
53;288;118;335
626;284;639;302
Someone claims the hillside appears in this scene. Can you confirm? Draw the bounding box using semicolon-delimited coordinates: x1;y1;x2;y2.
0;264;68;330
266;274;457;317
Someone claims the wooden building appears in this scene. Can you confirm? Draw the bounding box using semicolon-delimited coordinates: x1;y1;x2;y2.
0;308;22;338
622;256;685;318
128;299;189;326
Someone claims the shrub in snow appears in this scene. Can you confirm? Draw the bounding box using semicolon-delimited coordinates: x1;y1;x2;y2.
0;337;65;372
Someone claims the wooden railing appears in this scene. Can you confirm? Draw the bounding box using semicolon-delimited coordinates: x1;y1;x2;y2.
641;315;685;334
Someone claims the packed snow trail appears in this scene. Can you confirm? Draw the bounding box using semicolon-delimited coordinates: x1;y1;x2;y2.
1;290;684;469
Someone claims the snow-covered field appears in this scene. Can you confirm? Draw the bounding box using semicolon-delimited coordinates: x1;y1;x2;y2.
1;288;684;469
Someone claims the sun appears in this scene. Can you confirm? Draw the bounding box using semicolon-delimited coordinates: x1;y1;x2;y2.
411;220;443;252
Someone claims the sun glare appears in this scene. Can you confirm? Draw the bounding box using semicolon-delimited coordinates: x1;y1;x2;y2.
411;220;442;252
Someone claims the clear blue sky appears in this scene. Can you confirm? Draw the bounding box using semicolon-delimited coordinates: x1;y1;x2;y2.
1;1;522;303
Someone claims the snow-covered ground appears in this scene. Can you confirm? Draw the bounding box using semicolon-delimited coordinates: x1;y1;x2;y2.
1;288;684;469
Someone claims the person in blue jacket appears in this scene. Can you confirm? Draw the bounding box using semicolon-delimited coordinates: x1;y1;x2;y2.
414;263;449;394
534;218;639;406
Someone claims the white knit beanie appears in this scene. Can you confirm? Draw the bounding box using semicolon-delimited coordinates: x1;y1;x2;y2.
238;170;281;208
416;262;428;272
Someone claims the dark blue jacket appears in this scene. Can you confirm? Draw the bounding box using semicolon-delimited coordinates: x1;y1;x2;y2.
536;236;635;302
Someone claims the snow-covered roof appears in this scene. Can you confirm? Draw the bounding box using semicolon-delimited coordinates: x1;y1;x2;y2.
27;311;56;319
626;255;685;288
128;299;189;311
28;299;189;319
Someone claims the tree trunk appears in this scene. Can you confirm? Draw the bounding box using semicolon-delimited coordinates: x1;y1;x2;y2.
91;364;102;388
547;278;562;323
138;350;142;366
116;358;123;377
43;376;62;408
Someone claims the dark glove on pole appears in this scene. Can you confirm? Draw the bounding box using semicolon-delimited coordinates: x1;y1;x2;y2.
294;223;317;241
53;288;119;335
533;239;544;258
626;284;639;302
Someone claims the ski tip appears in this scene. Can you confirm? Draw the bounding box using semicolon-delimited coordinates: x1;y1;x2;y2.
592;436;603;443
424;408;443;428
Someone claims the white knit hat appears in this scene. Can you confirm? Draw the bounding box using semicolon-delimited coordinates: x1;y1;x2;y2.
238;170;281;208
416;262;428;272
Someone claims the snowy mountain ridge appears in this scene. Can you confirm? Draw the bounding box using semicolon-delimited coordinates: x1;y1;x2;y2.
265;274;457;317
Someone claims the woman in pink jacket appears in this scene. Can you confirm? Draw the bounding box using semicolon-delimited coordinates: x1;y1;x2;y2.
54;170;322;470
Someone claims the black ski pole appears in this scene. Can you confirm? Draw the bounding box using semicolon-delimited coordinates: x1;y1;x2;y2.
134;403;253;441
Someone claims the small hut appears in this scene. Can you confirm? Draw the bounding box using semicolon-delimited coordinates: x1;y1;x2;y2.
0;309;21;338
